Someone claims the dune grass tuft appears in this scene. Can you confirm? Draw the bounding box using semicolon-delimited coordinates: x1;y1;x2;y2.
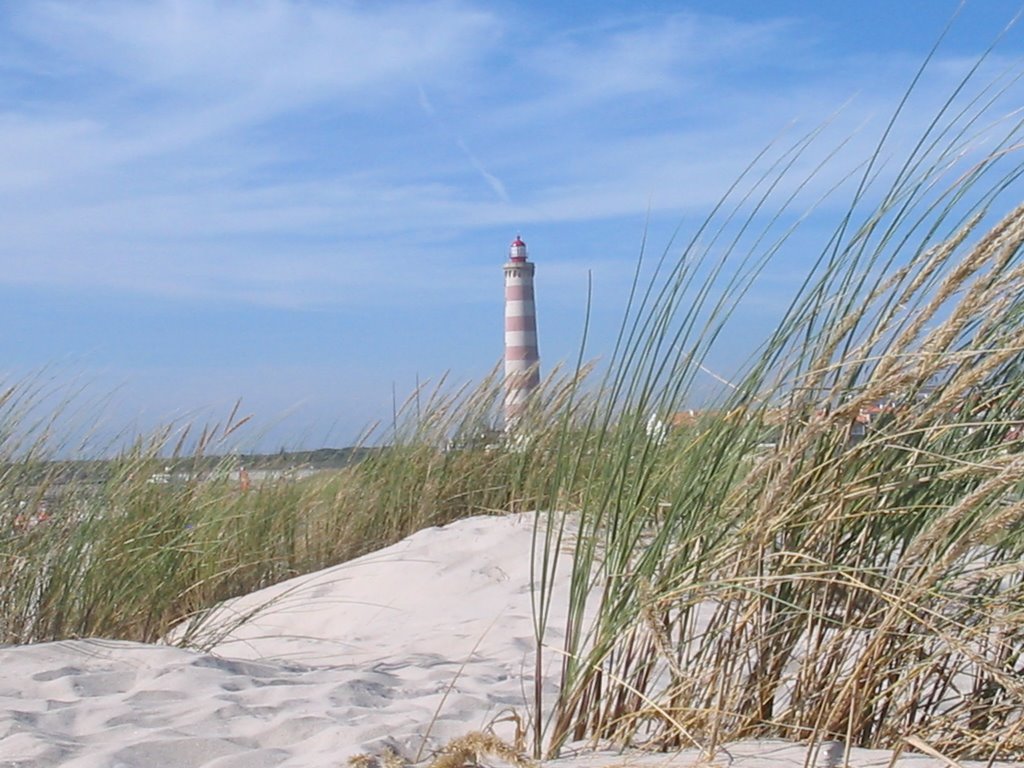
0;364;594;646
524;22;1024;764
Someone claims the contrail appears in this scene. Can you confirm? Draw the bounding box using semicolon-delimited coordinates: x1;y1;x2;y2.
417;84;510;203
456;138;510;203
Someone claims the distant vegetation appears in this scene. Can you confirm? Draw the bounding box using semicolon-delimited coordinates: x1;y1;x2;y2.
4;28;1024;766
19;446;375;485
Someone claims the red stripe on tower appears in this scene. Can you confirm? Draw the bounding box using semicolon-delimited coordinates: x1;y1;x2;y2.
504;235;540;428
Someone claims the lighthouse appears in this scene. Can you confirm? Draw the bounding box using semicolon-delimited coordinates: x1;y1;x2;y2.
504;235;540;428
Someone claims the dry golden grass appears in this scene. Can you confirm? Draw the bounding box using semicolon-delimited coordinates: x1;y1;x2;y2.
348;732;533;768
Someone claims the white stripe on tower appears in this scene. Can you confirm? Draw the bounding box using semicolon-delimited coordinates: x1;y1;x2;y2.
504;235;540;428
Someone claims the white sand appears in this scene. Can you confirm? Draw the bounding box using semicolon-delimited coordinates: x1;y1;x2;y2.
0;514;1017;767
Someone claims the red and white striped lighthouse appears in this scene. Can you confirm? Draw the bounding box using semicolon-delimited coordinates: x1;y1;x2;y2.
504;235;540;428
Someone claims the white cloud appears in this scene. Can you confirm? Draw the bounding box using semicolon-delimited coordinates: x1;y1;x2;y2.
16;1;496;101
1;2;1022;312
498;11;798;122
1;0;499;182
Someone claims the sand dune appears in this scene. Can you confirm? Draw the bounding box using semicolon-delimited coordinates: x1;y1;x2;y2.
1;514;1017;767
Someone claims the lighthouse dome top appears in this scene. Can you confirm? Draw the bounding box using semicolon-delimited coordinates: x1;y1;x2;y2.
509;235;527;262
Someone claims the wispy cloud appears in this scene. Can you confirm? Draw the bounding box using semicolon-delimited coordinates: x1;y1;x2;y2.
12;1;496;102
527;12;797;103
0;1;1020;312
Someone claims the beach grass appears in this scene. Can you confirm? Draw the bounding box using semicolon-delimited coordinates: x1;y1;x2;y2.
525;23;1024;763
0;364;591;646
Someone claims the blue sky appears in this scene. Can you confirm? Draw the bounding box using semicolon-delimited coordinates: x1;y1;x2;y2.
2;0;1024;451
